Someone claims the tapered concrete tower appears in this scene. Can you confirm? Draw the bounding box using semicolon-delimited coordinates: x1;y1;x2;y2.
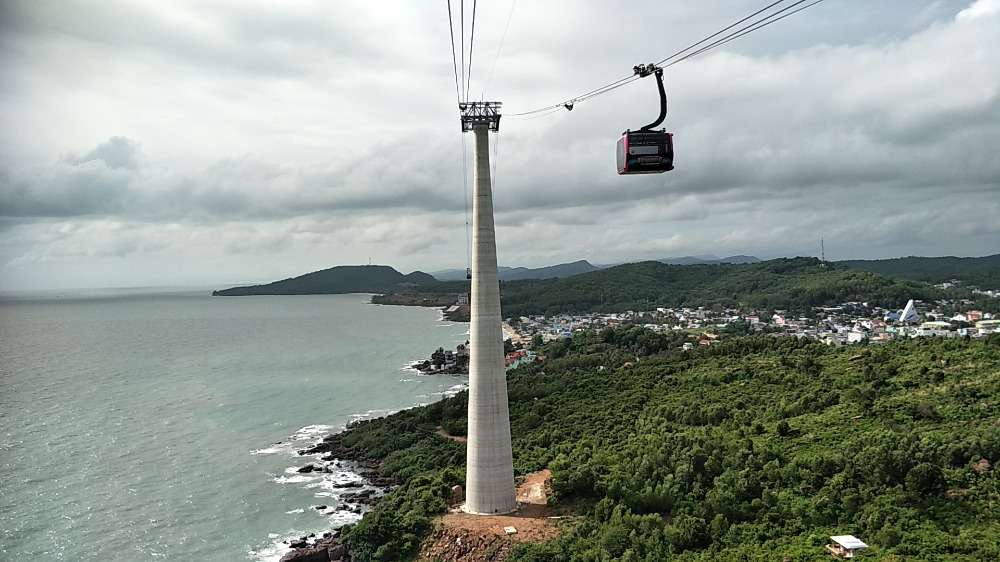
460;101;516;515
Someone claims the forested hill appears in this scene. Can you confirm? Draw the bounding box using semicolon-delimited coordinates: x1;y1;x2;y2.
502;260;600;281
838;254;1000;289
211;265;436;296
336;331;1000;561
496;257;948;318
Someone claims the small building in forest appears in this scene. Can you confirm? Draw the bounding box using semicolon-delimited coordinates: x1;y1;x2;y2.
826;535;868;558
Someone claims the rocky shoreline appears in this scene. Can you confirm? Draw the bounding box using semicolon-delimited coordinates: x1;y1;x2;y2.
277;339;471;561
409;358;469;376
277;431;394;562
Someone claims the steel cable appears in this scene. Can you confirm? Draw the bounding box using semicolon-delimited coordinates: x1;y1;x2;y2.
506;0;826;117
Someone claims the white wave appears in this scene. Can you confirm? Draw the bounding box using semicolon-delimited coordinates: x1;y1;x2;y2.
249;516;359;562
311;470;366;491
326;510;363;528
273;474;316;485
248;539;290;562
349;408;398;422
250;445;284;455
285;508;304;514
439;383;468;397
290;424;334;441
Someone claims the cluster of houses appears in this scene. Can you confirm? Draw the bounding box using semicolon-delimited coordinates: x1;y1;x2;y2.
418;343;543;374
504;298;998;348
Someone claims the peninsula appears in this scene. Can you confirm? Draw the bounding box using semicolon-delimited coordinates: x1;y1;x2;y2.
212;265;436;296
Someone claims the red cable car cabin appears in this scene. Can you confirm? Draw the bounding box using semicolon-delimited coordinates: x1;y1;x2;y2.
617;63;675;175
617;130;674;174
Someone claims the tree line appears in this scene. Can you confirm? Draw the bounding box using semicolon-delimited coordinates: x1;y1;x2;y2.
334;329;1000;561
398;257;999;319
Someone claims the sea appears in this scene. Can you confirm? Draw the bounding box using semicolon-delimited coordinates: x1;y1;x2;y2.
0;287;471;561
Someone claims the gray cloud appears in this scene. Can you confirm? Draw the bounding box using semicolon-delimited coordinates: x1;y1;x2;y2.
65;136;140;170
1;0;998;290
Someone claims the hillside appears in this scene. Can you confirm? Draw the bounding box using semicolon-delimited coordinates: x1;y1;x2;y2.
330;332;1000;562
496;257;950;318
838;254;1000;289
433;260;600;281
211;265;436;296
656;255;761;265
502;260;600;281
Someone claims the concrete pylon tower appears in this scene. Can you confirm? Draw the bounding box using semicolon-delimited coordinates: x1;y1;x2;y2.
460;102;516;515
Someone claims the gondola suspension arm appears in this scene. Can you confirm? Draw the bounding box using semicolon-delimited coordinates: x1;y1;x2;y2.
633;64;667;131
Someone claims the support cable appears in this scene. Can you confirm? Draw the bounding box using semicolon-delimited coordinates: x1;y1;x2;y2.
654;0;786;67
506;0;826;118
460;0;465;102
481;0;517;99
663;0;821;68
449;0;472;272
446;0;463;106
466;0;478;102
491;129;500;199
462;135;471;274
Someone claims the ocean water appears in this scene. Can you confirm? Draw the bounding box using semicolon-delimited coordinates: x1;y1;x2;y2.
0;288;470;561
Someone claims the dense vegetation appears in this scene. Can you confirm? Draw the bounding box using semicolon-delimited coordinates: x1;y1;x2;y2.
497;258;958;318
215;256;1000;316
400;257;1000;318
840;255;1000;291
337;331;1000;561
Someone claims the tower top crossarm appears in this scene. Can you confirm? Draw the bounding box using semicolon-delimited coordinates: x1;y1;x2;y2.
460;101;502;133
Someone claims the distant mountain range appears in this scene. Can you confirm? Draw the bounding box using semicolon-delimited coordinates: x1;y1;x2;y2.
214;256;764;295
837;254;1000;289
433;260;603;281
432;256;762;281
212;254;999;297
655;255;762;266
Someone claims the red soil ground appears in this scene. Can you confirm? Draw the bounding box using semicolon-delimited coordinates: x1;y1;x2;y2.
416;469;568;562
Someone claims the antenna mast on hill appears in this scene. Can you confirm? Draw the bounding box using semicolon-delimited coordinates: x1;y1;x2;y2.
821;238;826;263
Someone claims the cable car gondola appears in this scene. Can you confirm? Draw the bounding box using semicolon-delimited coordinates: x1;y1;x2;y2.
617;64;674;175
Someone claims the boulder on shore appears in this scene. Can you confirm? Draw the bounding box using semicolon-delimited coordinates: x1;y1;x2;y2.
278;534;349;562
278;543;330;562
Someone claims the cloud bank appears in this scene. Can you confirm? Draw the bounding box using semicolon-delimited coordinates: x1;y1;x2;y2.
1;0;997;289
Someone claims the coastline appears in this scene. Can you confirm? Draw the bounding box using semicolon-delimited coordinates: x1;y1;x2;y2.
274;431;390;562
274;304;470;562
502;321;523;344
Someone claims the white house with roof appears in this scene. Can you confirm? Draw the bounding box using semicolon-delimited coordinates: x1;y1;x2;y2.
826;535;868;558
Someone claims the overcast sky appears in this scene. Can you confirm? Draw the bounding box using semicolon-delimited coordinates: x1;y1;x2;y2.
1;0;998;290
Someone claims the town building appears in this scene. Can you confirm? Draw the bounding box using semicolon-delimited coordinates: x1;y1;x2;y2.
826;535;868;558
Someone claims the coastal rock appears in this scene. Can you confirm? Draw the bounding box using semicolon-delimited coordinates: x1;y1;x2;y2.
328;543;347;560
281;429;390;560
278;544;331;562
331;480;364;489
279;534;346;562
341;489;377;505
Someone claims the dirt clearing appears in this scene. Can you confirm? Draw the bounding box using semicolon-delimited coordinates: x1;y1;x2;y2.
417;469;568;562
